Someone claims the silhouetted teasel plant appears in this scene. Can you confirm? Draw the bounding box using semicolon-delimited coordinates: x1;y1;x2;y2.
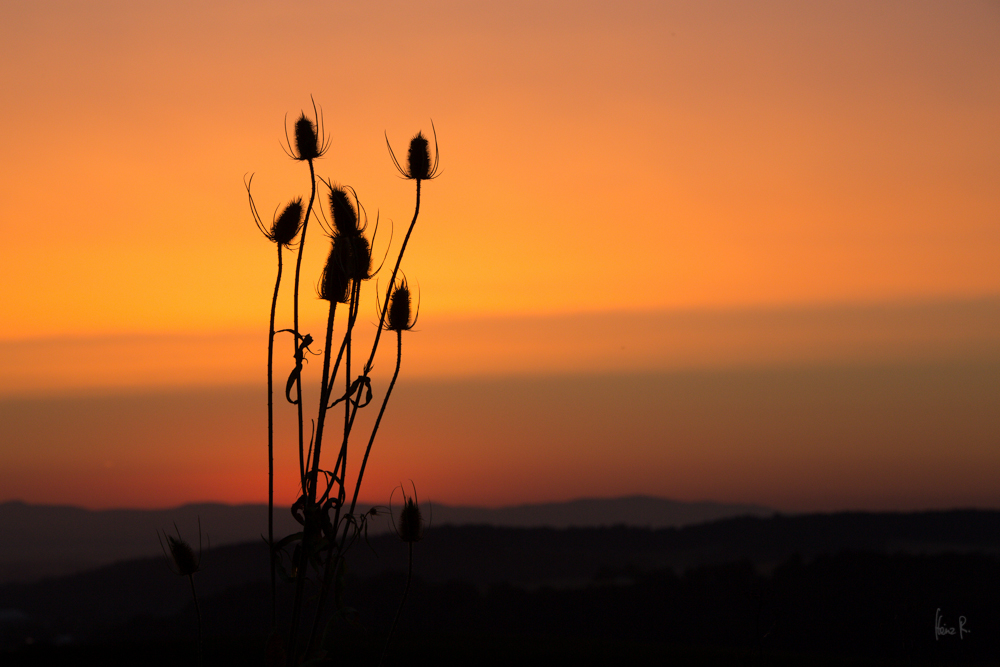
248;103;439;665
380;482;426;666
247;177;304;627
159;521;205;664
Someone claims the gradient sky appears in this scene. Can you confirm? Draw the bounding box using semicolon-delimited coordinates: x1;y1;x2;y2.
1;1;999;512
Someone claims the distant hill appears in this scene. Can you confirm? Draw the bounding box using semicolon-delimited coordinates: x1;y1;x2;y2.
0;496;773;583
427;496;775;530
3;511;1000;662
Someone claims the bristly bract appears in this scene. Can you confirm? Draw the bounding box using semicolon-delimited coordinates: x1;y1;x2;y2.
283;96;330;161
386;121;440;180
385;276;419;332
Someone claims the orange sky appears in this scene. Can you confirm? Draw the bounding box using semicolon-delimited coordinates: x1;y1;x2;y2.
1;1;999;511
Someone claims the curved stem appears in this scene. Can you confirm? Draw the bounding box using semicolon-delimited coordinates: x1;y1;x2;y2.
189;573;203;666
379;541;413;667
365;179;420;376
314;329;403;646
328;280;360;516
306;299;337;500
304;282;361;655
331;180;421;491
325;331;350;410
288;157;317;665
342;282;354;485
292;157;317;488
299;177;422;664
349;330;402;518
267;244;283;630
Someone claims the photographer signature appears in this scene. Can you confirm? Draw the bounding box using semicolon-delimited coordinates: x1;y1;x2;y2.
935;608;970;640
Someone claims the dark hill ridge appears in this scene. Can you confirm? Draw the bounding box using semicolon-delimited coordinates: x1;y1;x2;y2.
422;495;775;530
2;509;999;642
347;509;1000;587
0;496;773;583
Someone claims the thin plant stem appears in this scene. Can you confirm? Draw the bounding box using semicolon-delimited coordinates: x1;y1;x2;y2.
366;180;421;376
292;157;317;487
312;329;403;647
342;281;360;476
318;176;421;656
287;157;317;665
342;282;352;488
349;330;402;518
188;573;203;666
307;298;338;501
292;282;357;664
330;179;421;485
320;179;420;640
326;334;349;408
301;279;361;658
328;281;360;525
320;185;422;648
303;281;359;655
267;243;284;630
379;541;413;667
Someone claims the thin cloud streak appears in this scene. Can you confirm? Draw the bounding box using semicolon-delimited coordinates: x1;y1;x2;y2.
2;297;998;397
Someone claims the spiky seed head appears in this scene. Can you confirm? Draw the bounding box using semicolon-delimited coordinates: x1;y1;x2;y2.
398;497;423;543
328;185;360;237
386;280;413;332
387;123;439;180
345;234;372;282
294;113;320;161
273;199;303;247
319;241;350;303
407;133;432;181
166;534;199;576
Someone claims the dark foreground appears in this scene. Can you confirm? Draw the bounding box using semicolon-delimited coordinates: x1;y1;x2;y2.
3;511;1000;665
4;634;972;667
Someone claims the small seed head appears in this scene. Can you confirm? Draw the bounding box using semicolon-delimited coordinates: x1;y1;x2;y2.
407;133;431;180
386;122;439;180
386;279;415;332
328;185;360;237
294;113;320;161
398;497;423;543
319;241;351;303
272;199;303;247
344;234;372;282
166;534;199;576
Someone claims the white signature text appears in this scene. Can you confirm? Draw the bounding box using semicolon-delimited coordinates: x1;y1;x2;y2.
935;608;970;641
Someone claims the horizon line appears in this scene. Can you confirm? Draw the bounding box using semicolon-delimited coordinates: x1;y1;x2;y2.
5;495;1000;516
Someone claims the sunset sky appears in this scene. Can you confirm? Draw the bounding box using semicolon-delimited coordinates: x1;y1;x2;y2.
2;1;999;513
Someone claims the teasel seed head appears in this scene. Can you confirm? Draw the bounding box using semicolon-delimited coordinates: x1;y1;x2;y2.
167;535;199;576
385;277;418;332
245;174;302;247
283;97;329;161
391;483;425;543
398;497;423;543
294;114;320;160
159;523;201;577
386;121;440;180
407;134;432;180
272;198;303;247
328;183;361;237
344;234;373;282
319;240;351;303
